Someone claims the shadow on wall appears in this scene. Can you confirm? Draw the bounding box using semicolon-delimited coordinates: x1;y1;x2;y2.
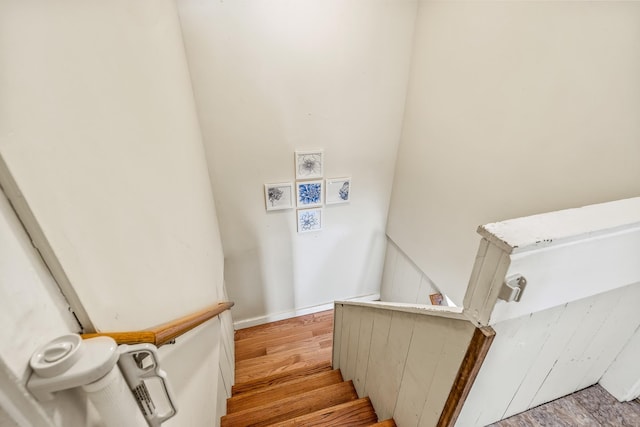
224;249;267;322
357;231;388;297
223;208;296;322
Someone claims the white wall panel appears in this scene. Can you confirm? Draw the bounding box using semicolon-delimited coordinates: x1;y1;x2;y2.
492;227;640;324
334;302;475;426
601;321;640;401
457;282;640;426
160;321;221;427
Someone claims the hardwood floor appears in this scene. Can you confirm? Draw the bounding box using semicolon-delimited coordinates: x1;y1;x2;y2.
233;310;334;392
224;310;396;427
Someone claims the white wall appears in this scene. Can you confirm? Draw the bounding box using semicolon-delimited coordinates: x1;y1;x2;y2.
0;0;231;424
0;187;235;427
0;0;225;331
387;1;640;304
0;189;86;426
176;0;418;323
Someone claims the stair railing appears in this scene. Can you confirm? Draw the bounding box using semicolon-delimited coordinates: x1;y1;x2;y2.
81;301;234;346
332;300;494;427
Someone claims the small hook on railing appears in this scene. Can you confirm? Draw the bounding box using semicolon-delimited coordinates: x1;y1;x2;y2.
498;274;527;303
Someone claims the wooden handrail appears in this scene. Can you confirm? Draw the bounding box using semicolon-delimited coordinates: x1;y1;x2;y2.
437;325;496;426
81;301;234;346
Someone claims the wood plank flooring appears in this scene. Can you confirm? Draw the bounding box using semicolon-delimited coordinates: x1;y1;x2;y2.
226;310;396;427
233;310;334;390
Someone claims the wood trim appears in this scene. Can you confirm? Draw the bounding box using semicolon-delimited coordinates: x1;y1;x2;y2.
80;330;157;345
438;325;496;427
81;301;234;346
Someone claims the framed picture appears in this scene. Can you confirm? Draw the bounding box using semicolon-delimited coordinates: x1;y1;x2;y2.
429;293;444;306
295;149;323;180
264;182;294;211
296;180;323;208
325;177;351;204
297;208;322;233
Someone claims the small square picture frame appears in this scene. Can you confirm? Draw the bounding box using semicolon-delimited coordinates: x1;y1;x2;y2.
429;293;444;306
264;182;294;211
297;208;322;233
295;149;324;180
325;177;351;204
296;180;323;208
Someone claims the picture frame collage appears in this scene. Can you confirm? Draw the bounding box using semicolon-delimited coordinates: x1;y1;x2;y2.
264;149;351;233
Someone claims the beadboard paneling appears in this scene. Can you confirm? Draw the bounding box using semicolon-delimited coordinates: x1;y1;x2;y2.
456;282;640;426
381;238;443;305
334;302;475;426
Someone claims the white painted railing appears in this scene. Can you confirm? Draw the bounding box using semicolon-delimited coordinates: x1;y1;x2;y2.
333;300;481;427
341;197;640;426
457;197;640;426
465;197;640;326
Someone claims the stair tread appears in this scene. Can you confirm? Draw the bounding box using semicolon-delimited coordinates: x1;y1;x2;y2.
235;330;314;362
266;334;332;355
236;339;324;372
235;346;332;386
227;369;344;413
266;397;378;427
370;419;397;427
221;380;358;427
232;361;332;395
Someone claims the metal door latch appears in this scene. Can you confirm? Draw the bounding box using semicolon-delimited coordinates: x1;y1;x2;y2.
498;274;527;303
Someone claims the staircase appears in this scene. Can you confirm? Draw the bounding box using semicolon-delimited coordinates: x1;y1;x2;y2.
221;310;395;427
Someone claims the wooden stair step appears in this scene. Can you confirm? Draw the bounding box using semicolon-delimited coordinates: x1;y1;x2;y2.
236;338;322;375
227;369;344;413
235;338;326;372
265;334;332;355
235;330;314;362
370;419;397;427
235;329;314;350
235;346;332;386
236;342;323;371
232;361;332;395
266;397;378;427
221;380;359;427
311;324;334;337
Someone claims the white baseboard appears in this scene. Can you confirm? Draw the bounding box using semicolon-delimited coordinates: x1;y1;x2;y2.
233;293;380;330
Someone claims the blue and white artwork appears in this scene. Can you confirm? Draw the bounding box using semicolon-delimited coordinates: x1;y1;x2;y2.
297;208;322;233
296;180;323;207
325;177;351;204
